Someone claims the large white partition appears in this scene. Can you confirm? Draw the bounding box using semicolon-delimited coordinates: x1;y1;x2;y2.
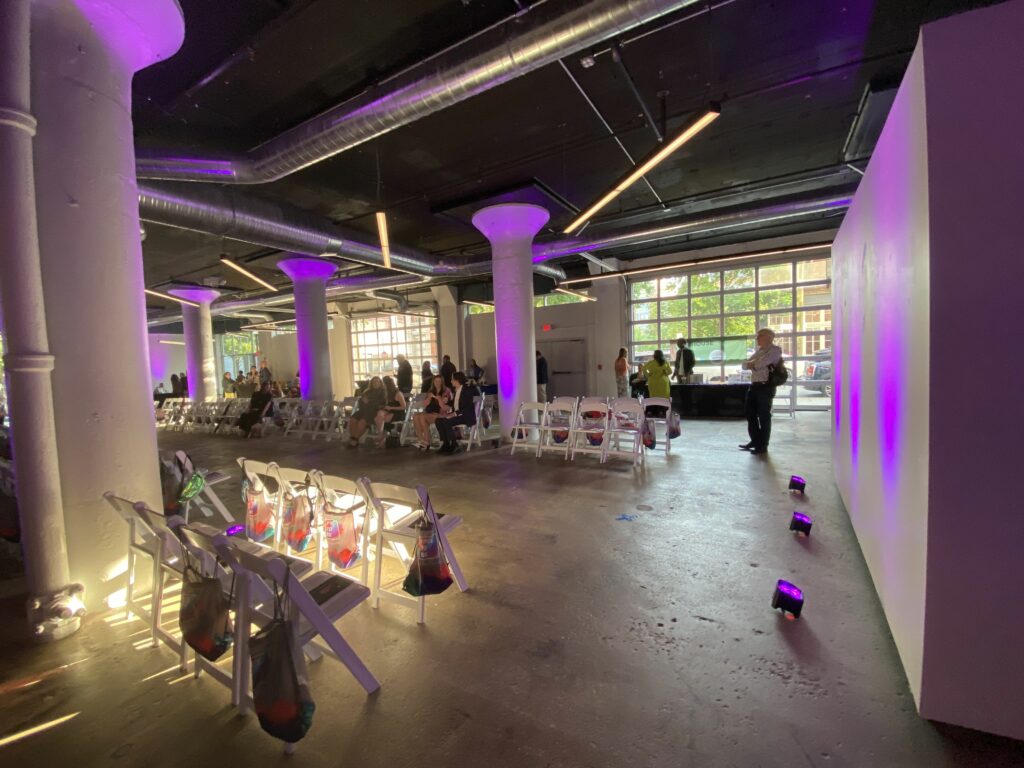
832;0;1024;739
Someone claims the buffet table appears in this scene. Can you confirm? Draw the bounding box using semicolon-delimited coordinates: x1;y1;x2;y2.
670;383;749;418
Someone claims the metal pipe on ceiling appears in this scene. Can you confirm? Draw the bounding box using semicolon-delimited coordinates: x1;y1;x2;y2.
135;0;704;184
532;194;853;261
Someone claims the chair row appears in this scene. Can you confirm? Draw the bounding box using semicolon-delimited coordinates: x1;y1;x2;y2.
396;392;495;452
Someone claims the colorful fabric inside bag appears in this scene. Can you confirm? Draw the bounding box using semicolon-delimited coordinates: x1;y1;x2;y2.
324;510;361;570
402;517;453;597
244;481;276;543
180;566;233;662
281;491;314;552
667;411;681;439
642;419;657;449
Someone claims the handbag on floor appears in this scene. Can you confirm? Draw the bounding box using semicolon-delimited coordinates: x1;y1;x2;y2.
179;551;233;662
251;568;315;744
402;507;453;597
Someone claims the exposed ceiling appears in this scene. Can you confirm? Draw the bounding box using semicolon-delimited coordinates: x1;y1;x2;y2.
133;0;1001;306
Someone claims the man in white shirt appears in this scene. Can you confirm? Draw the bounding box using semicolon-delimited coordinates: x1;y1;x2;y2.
739;328;783;455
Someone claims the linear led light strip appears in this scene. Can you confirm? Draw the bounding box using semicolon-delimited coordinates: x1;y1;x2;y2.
554;287;596;302
144;288;200;308
241;312;341;331
559;243;833;286
158;340;185;346
563;106;721;234
376;211;392;269
220;258;278;291
462;300;493;308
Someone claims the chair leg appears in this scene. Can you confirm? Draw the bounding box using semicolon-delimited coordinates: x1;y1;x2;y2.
373;531;385;610
125;546;136;621
149;555;164;647
438;525;468;593
318;621;380;694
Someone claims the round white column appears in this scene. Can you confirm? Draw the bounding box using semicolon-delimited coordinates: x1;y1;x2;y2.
471;204;550;439
169;288;221;403
31;0;184;610
0;0;80;641
278;257;338;401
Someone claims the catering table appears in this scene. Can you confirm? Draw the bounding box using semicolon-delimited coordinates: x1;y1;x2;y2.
670;383;750;418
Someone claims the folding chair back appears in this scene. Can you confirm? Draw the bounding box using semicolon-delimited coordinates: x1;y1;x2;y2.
571;401;610;461
238;458;282;546
399;394;428;445
641;396;673;455
272;465;321;557
606;399;646;466
537;396;576;457
510;401;547;455
456;396;484;451
310;471;370;578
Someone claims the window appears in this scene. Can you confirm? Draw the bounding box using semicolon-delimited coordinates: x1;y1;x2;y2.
627;252;832;410
535;291;590;307
220;332;258;380
350;309;438;390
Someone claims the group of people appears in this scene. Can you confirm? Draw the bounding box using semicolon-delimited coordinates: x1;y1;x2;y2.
222;361;300;399
417;355;487;393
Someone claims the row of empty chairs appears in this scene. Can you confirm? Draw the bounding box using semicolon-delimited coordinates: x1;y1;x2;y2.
510;395;676;465
156;397;358;441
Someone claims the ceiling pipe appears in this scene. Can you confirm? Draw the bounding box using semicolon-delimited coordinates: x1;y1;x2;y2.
367;290;410;311
532;194;853;261
135;0;704;184
137;180;566;281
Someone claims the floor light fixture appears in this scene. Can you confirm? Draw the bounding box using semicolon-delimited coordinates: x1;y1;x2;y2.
563;105;720;234
789;512;813;536
789;475;807;494
771;579;804;618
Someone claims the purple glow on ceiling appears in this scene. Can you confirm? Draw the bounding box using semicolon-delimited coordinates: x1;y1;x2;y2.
278;256;338;282
168;287;221;305
776;580;803;601
472;204;550;242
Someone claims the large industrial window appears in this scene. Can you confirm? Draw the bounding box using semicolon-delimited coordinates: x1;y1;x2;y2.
350;309;438;388
627;253;832;410
220;332;258;379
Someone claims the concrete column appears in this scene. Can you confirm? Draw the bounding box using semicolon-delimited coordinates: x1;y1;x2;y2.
0;0;81;641
169;288;220;402
278;257;337;401
31;0;184;610
472;204;549;439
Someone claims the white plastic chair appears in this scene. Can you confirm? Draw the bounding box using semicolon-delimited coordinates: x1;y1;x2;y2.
456;396;485;452
399;394;428;446
358;479;468;624
570;402;610;462
606;399;646;466
510;401;546;456
537;396;576;458
641;396;673;455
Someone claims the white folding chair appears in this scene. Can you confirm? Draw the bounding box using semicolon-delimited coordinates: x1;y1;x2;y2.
237;458;283;548
456;396;485;452
358;479;468;624
399;394;428;446
510;401;546;456
536;396;577;458
310;472;372;583
102;492;164;630
570;402;610;462
214;535;380;724
606;399;646;466
641;396;673;455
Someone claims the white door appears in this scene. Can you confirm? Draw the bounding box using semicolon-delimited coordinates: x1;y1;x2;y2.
537;339;587;399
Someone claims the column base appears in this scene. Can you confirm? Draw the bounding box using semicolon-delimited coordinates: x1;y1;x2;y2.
28;582;85;642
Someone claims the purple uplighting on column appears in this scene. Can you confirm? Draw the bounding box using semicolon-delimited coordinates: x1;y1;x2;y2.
472;204;550;440
278;256;337;401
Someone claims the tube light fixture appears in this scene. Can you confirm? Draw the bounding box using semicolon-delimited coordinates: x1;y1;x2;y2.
220;258;278;292
145;288;200;308
554;287;596;302
463;300;493;308
376;211;392;269
158;340;186;346
559;243;832;286
563;106;721;234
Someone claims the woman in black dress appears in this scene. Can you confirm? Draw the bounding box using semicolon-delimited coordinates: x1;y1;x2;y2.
419;361;433;393
373;376;407;446
347;377;386;447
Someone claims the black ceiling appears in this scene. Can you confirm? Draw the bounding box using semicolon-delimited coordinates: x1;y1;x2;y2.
134;0;1001;294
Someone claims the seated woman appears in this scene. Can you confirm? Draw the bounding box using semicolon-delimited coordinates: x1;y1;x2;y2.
413;374;451;451
237;382;274;436
373;376;407;446
347;376;385;448
467;358;485;384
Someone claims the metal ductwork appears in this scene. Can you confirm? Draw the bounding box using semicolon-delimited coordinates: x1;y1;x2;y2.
367;290;410;311
532;195;853;261
138;181;566;282
136;0;703;185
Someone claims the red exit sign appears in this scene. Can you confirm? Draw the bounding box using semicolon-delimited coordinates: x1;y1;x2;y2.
541;323;553;332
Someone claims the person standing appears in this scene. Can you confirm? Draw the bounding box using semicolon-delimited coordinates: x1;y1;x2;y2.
641;350;672;399
420;360;434;393
614;348;629;397
436;372;478;455
440;354;456;389
259;360;273;387
673;338;695;382
740;328;783;455
222;372;235;396
395;354;414;396
536;350;549;402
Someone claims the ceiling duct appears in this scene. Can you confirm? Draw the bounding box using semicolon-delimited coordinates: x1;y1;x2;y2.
532;195;853;261
138;181;565;281
135;0;704;184
842;81;899;162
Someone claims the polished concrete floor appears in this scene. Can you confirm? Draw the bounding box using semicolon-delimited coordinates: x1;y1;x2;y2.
1;414;1022;767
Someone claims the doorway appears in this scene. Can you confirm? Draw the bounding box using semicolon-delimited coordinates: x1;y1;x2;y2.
537;338;587;399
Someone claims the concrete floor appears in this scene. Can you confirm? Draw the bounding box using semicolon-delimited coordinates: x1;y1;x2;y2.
1;414;1022;767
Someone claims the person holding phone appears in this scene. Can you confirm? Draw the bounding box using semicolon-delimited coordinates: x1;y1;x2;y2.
413;374;452;451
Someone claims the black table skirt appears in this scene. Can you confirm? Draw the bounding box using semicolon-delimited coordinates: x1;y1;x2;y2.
671;383;750;419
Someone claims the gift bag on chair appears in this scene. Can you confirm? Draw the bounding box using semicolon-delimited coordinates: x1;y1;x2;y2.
667;410;682;440
179;551;233;662
324;508;361;570
642;419;657;450
282;489;314;552
402;513;453;597
243;480;277;543
251;570;315;744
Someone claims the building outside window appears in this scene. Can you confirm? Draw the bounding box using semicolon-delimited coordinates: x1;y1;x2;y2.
627;254;832;410
220;332;258;379
350;308;438;389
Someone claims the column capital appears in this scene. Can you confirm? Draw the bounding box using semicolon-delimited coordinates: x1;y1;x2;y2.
168;286;221;306
3;353;56;373
472;203;550;242
278;256;337;283
0;107;37;136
